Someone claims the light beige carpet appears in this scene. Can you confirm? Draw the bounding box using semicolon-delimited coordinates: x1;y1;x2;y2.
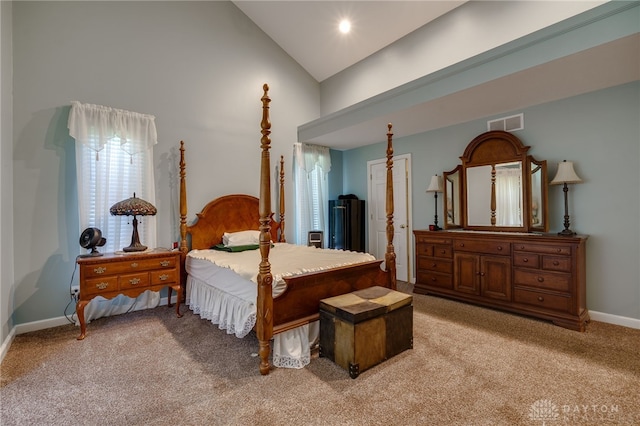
2;287;639;425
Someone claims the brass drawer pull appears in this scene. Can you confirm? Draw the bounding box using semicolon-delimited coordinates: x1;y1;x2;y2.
159;274;169;281
94;266;106;274
129;278;141;285
130;262;139;268
160;260;171;267
96;282;109;290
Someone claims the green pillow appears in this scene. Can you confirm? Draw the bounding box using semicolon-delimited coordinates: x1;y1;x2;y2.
211;243;260;252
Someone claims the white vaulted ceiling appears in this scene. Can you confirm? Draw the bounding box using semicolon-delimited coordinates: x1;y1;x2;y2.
234;1;639;149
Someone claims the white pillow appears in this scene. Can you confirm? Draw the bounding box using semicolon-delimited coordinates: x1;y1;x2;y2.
223;230;260;247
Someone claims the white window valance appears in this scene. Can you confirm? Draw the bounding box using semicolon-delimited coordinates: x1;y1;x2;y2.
294;143;331;175
68;101;158;157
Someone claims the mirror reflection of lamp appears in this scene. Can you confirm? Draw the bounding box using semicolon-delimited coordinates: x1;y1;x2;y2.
110;193;157;251
550;160;582;236
426;175;444;231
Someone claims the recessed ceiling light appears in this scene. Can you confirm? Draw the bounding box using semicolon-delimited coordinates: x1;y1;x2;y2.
339;19;351;34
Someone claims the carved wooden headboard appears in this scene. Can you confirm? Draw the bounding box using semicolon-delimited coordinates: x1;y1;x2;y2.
186;194;281;250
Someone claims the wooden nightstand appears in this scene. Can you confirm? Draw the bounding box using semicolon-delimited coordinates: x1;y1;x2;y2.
76;250;183;340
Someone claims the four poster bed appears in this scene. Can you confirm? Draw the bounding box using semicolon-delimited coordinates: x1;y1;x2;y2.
178;84;397;375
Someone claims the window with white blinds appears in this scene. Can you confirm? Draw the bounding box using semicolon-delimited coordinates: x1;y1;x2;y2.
76;138;156;254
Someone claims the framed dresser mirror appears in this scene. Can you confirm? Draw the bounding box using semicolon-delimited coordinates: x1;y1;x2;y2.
443;130;548;233
443;165;462;229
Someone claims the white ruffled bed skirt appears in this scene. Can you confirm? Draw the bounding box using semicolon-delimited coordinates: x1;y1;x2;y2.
186;275;318;369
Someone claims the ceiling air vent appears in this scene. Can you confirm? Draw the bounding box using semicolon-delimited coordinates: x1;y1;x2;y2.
487;113;524;132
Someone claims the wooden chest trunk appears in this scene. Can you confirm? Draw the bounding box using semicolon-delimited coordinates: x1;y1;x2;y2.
319;286;413;378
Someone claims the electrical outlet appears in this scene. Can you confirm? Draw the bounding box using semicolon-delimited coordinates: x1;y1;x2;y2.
70;285;80;297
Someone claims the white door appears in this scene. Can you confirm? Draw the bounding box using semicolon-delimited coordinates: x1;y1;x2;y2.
367;154;411;282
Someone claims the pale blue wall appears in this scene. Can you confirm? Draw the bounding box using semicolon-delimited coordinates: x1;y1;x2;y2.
10;1;319;326
1;0;14;343
342;81;640;319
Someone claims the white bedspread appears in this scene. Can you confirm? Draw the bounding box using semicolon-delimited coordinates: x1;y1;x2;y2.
186;243;376;369
188;243;375;291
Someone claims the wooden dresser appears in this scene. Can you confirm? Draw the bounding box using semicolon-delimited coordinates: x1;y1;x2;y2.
414;230;589;331
76;250;182;340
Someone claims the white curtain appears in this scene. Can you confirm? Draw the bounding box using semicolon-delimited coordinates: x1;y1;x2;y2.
68;101;158;160
496;168;522;226
292;143;331;246
68;101;159;323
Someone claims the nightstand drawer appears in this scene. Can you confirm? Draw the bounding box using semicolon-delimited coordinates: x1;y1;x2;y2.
119;272;151;290
84;276;119;296
151;269;178;285
82;257;176;278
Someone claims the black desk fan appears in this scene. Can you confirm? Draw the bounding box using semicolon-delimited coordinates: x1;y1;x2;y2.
79;227;106;257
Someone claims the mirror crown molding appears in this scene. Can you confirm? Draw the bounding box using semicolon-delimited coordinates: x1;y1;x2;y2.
461;131;530;166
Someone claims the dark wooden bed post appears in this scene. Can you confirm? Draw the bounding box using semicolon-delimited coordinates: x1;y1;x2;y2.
279;155;286;243
386;124;397;290
257;84;274;375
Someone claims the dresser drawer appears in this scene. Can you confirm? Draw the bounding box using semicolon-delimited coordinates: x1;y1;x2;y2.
513;243;571;256
454;239;510;255
514;287;571;312
514;269;570;292
417;257;452;274
83;276;119;296
416;243;434;257
119;272;151;290
542;256;571;272
415;235;451;245
513;252;540;268
151;268;178;285
417;271;452;289
433;244;453;259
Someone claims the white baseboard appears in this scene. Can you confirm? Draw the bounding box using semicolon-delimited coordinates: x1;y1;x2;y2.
0;327;16;364
14;316;72;335
589;310;640;329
